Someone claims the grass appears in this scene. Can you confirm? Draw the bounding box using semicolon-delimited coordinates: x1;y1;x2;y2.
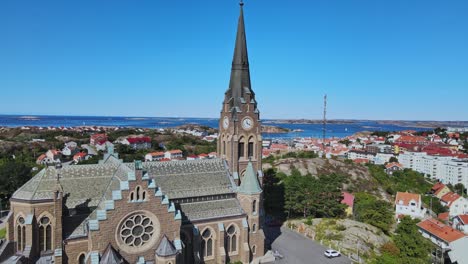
0;228;6;239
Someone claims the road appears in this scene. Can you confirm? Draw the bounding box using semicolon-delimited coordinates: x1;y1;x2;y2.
266;226;352;264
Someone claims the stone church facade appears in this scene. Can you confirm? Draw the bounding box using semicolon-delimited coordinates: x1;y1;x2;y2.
0;2;265;264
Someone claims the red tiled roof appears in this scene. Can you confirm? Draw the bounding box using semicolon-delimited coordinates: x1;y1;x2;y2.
169;149;183;154
417;218;465;243
127;136;151;144
385;162;402;169
456;215;468;225
341;192;354;207
37;154;46;161
438;212;449;221
432;182;446;192
441;192;461;207
354;158;369;164
395;192;420;206
149;152;165;156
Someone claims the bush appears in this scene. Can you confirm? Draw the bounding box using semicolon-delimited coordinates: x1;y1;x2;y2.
0;228;5;239
335;224;346;231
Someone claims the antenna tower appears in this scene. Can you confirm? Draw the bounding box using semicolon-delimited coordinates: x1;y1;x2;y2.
322;94;327;143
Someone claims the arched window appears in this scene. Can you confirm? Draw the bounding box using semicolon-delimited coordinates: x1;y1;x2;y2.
223;141;226;155
38;216;52;252
78;253;86;264
201;228;213;258
248;136;255;158
136;186;141;200
252;200;257;214
129;186;147;202
252;223;256;233
252;245;257;255
16;216;26;252
226;225;237;254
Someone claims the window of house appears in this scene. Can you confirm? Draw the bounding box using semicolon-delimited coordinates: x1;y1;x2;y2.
252;200;257;214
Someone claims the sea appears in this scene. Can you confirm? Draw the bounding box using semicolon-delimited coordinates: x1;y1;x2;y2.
0;115;430;140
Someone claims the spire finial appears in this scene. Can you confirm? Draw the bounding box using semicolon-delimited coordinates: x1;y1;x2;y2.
240;0;244;7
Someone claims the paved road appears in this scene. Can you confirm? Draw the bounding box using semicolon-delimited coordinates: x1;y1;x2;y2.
266;226;352;264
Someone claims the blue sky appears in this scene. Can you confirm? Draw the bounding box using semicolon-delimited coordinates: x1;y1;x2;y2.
1;0;467;120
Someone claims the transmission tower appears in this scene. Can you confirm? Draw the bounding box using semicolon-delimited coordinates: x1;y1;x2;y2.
322;94;327;143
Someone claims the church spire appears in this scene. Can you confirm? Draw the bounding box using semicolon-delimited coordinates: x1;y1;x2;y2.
226;0;253;113
237;161;262;194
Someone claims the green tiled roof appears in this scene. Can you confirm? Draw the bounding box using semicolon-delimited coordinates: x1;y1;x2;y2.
237;161;262;194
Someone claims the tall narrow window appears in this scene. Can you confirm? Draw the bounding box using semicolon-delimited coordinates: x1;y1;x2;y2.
226;225;237;254
16;216;26;252
201;229;213;258
223;141;226;155
248;142;254;158
238;142;245;159
252;245;257;255
38;216;52;252
252;200;257;214
252;224;256;232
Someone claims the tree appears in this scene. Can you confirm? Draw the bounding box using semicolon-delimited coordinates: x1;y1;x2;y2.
393;216;432;263
354;193;394;234
454;183;467;196
389;157;399;163
0;158;33;208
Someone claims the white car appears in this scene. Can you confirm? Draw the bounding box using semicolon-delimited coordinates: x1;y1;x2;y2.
324;249;341;258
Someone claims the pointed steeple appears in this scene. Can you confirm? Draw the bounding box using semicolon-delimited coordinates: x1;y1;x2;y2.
226;1;254;113
238;161;262;194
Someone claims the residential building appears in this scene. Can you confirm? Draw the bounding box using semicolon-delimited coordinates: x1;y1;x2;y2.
440;192;468;217
165;150;183;160
374;153;394;165
385;162;403;175
46;149;62;164
453;215;468;234
90;133;108;151
366;144;392;154
417;218;465;252
145;152;165;162
62;141;78;156
447;236;468;264
395;192;425;219
347;150;376;161
431;182;451;199
73;152;87;163
117;136;152;150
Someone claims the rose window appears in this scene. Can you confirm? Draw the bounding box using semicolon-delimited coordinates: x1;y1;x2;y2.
119;214;154;247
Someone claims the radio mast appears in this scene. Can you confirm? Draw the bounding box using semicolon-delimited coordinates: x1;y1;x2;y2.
322;94;327;143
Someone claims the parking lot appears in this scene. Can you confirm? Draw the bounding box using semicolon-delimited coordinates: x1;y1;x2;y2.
266;226;352;264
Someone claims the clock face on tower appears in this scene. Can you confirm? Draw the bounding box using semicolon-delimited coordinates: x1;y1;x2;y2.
242;117;253;130
222;116;229;130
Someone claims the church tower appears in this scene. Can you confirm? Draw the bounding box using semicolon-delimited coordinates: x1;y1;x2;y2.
218;1;262;184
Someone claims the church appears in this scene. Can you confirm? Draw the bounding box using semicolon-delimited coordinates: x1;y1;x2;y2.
0;2;265;264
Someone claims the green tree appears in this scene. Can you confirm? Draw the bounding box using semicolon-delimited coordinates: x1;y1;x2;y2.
393;216;431;263
354;193;394;234
0;158;33;208
389;157;399;163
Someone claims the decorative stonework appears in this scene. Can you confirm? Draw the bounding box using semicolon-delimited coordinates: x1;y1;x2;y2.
116;211;160;253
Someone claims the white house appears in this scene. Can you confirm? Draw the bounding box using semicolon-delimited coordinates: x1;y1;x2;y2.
395;192;425;219
440;192;468;217
145;152;165;162
453;215;468;235
417;218;465;252
164;149;183;160
62;141;78;156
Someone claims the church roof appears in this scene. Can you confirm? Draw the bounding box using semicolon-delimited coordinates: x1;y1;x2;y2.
225;1;256;114
180;198;244;222
100;243;124;264
155;235;178;257
11;154;241;238
237;161;262;195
